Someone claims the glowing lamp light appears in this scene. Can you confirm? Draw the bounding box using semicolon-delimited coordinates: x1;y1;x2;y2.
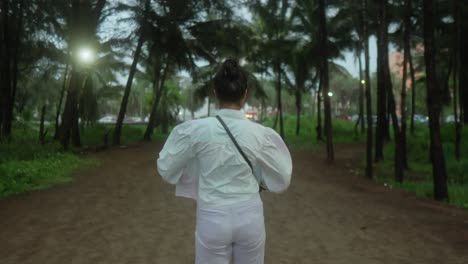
327;92;333;97
361;79;366;85
77;47;95;64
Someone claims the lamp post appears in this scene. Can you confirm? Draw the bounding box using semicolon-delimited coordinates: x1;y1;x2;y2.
327;91;335;116
75;46;95;125
76;46;95;65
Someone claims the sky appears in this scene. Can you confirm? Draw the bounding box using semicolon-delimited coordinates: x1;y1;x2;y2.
335;36;378;78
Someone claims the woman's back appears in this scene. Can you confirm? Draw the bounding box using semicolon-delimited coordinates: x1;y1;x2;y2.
158;108;291;208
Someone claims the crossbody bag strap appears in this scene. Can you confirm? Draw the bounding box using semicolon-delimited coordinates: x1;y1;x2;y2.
215;115;254;173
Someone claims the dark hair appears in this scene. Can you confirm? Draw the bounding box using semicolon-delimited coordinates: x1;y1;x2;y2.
214;58;248;103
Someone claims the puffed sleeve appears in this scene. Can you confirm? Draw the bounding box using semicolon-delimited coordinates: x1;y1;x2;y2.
157;121;193;184
256;127;292;193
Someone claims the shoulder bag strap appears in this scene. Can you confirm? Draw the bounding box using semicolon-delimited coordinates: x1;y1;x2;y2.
215;115;254;173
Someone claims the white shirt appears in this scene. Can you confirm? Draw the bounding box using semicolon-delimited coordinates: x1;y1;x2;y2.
157;109;292;208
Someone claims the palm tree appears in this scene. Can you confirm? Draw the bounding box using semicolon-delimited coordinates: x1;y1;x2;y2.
459;0;468;124
53;61;70;140
0;0;27;140
113;0;151;146
399;0;412;169
374;0;389;162
318;0;334;161
143;54;172;141
362;0;373;179
250;0;295;139
294;0;354;145
283;44;314;135
59;0;108;149
423;0;448;201
453;0;462;160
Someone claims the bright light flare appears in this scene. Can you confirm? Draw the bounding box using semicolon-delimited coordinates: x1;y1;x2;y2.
327;92;333;97
77;47;94;64
361;79;366;84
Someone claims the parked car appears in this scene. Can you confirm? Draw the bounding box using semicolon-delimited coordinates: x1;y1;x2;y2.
98;115;116;124
123;116;141;123
337;115;352;121
413;114;429;123
445;115;460;123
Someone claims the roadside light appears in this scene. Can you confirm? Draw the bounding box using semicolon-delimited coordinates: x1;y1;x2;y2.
361;79;366;85
328;92;333;97
77;47;95;65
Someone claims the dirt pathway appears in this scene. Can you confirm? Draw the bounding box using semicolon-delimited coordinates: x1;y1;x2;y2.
1;142;467;264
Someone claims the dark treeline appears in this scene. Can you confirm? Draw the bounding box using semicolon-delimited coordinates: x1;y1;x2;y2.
1;0;467;202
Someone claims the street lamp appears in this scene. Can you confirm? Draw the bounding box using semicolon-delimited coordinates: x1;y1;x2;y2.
328;91;333;97
76;46;95;65
361;79;366;85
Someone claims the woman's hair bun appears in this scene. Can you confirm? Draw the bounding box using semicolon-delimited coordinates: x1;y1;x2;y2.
222;59;241;81
214;58;248;103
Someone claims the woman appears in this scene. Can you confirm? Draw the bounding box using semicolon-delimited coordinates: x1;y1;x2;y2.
157;58;292;264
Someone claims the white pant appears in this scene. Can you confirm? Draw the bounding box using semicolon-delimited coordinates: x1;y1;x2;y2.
195;196;265;264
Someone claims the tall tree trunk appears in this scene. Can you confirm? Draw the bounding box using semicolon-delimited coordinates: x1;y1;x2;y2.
7;0;24;140
460;2;468;124
423;0;449;201
143;63;169;141
316;72;323;141
378;0;404;181
276;60;285;139
453;52;461;159
54;63;69;140
363;0;373;178
295;85;302;135
358;45;365;134
113;32;145;145
409;45;417;134
161;89;169;134
71;100;81;147
400;0;411;169
357;0;365;134
60;69;82;149
319;0;334;161
454;0;462;160
260;99;266;123
39;105;46;144
273;106;279;130
0;2;4;137
388;77;404;182
375;0;388;162
1;0;12;140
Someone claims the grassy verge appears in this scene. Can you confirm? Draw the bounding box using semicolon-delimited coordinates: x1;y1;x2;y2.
263;115;468;209
0;122;166;199
0;150;96;198
80;123;167;146
261;113;364;150
375;123;468;209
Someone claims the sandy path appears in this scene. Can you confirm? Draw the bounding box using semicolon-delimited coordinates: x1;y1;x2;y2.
0;142;467;264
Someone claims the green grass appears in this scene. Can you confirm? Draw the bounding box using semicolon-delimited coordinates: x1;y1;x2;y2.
374;177;468;209
376;123;468;209
261;113;364;150
263;114;468;209
0;122;168;199
0;152;95;198
80;124;150;146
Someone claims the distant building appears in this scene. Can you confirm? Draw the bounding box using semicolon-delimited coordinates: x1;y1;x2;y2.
388;44;424;115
